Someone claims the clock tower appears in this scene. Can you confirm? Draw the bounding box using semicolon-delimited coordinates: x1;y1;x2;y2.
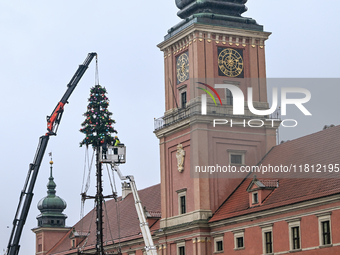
155;1;278;253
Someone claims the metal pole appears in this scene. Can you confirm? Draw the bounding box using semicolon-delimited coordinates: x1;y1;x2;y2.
96;146;104;255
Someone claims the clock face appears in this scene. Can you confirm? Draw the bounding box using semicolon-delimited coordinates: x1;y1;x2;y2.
218;48;244;77
176;52;189;84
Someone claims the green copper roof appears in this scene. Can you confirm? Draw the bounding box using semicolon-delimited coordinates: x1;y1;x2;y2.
37;163;67;214
175;0;248;19
164;0;263;40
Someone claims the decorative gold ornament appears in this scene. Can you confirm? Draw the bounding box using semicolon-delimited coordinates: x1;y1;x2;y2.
236;43;240;46
252;45;255;48
218;48;244;77
229;42;233;46
216;41;219;44
260;46;264;49
222;42;226;45
199;39;203;42
207;39;211;43
176;53;189;83
242;44;246;47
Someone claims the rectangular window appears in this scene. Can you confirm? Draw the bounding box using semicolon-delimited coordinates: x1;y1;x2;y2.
236;237;244;248
292;226;300;249
180;196;186;214
318;213;332;246
233;230;244;250
253;192;258;204
226;89;233;105
181;92;187;108
38;244;42;252
287;220;301;251
214;236;224;252
216;240;223;251
322;221;331;245
231;154;242;164
177;189;187;215
179;246;185;255
265;232;273;253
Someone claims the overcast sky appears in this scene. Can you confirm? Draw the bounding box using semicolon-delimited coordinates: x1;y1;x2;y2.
0;0;339;254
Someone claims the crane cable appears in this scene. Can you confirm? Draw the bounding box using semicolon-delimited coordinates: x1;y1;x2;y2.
80;147;95;219
78;147;95;253
79;200;96;253
95;55;100;86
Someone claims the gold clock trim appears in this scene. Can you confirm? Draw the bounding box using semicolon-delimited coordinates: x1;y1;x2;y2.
218;48;244;77
176;52;189;83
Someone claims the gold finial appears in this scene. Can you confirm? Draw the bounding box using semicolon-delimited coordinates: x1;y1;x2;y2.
49;152;53;165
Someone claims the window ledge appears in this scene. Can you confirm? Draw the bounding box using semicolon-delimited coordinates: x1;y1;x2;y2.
289;249;302;253
234;247;245;251
214;251;224;254
319;244;333;249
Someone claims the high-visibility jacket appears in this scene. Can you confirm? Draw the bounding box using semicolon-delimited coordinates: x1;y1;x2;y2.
114;139;120;146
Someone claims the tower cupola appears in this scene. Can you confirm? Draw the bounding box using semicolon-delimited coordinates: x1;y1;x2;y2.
36;160;67;227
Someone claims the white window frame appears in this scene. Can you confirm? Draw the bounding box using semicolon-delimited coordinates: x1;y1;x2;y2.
177;189;187;215
214;236;224;253
178;85;187;109
252;192;259;204
177;241;186;255
287;219;301;251
227;150;246;166
261;224;273;254
317;213;332;247
233;230;245;250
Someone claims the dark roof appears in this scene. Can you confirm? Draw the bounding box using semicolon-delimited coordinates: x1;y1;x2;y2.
48;184;161;254
210;125;340;223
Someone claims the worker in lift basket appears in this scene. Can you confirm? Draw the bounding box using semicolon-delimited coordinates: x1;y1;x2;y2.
102;142;108;159
114;136;120;146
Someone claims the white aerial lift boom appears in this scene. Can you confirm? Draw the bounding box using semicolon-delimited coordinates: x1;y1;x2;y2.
100;144;158;255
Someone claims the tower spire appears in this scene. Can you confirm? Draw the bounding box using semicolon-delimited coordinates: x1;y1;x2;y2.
36;157;67;228
47;160;56;196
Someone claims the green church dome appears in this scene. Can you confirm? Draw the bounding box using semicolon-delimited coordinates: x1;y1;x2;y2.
36;161;67;228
